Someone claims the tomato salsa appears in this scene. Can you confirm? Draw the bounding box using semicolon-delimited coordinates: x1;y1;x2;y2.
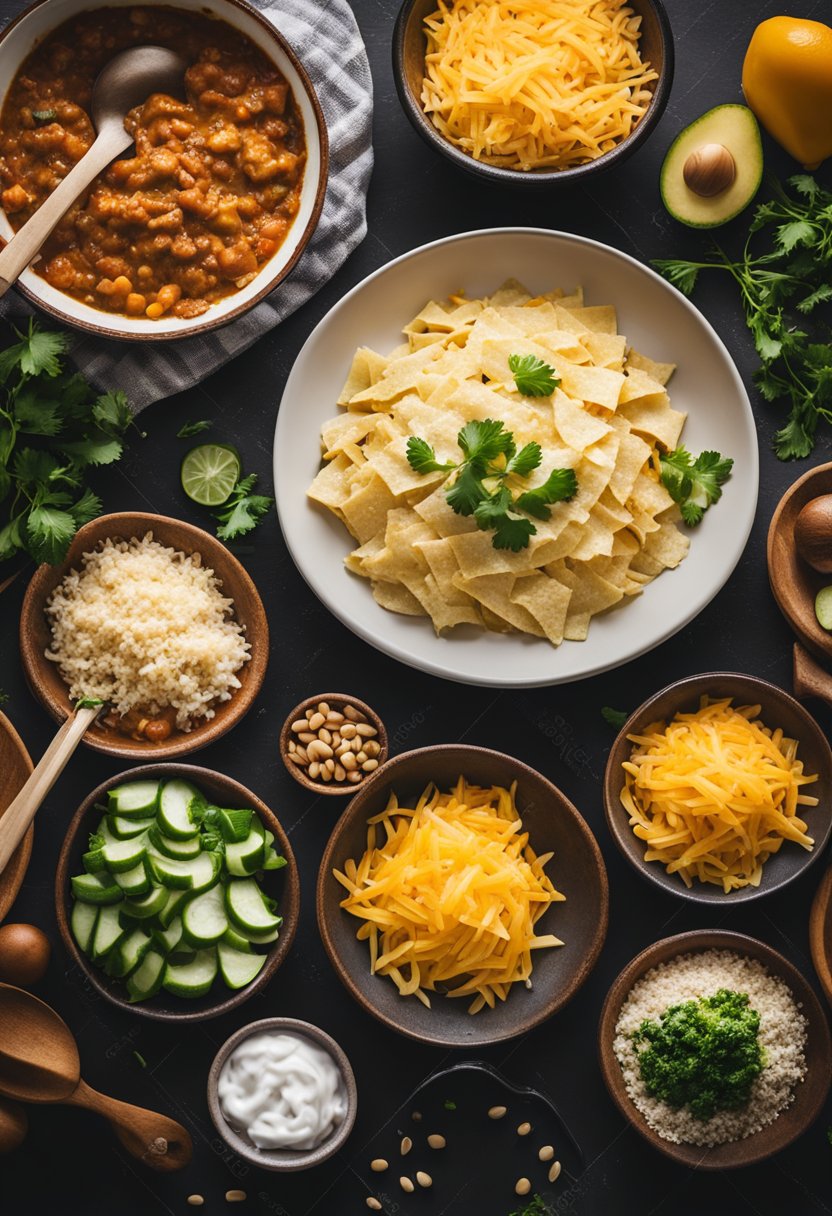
0;6;306;320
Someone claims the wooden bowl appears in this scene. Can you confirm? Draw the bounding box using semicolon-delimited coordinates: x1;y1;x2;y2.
279;693;388;796
0;713;33;922
207;1017;357;1170
55;763;299;1022
317;744;608;1048
603;672;832;905
809;865;832;1008
768;462;832;666
392;0;674;186
20;512;268;760
598;930;832;1169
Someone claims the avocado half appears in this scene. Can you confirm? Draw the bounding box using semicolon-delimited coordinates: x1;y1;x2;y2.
660;104;763;228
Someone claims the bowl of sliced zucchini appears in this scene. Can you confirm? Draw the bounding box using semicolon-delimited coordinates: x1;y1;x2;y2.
55;764;300;1021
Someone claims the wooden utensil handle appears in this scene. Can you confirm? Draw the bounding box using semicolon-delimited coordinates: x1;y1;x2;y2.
66;1079;192;1172
793;642;832;710
0;706;100;875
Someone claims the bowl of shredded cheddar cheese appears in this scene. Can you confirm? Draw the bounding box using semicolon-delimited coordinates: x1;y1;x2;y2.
604;672;832;904
317;744;608;1046
393;0;674;183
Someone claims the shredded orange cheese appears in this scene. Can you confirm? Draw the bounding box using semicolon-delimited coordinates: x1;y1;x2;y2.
620;697;819;893
421;0;658;170
333;778;565;1013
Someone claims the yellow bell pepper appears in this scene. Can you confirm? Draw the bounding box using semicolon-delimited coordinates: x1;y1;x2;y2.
742;16;832;170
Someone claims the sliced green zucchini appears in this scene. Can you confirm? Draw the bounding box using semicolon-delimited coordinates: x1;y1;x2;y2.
157;888;191;929
107;927;152;978
126;949;166;1002
92;904;127;960
224;820;265;877
108;813;155;840
262;846;287;872
148;824;201;860
217;808;253;843
70;901;98;954
225;878;281;934
120;884;169;921
158;779;202;840
151;916;183;955
93;837;148;874
114;859;152;898
218;941;267;990
108;780;160;818
71;871;122;905
182;883;227;947
150;850;220;892
236;921;281;945
221;925;253;953
162;948;217;998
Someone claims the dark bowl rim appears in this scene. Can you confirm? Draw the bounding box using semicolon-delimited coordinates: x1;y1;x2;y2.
206;1015;358;1170
19;510;269;760
597;928;832;1169
391;0;675;186
0;0;329;342
316;742;609;1048
767;460;832;666
602;670;832;905
54;761;300;1023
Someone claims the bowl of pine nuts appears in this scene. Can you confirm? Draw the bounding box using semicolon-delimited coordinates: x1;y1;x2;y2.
279;694;388;796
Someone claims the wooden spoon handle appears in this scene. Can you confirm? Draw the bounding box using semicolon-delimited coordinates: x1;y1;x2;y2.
0;126;130;296
793;642;832;710
66;1079;192;1171
0;705;100;875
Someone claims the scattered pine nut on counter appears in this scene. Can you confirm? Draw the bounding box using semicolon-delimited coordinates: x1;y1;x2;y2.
427;1133;446;1149
225;1192;247;1204
286;699;382;786
488;1105;507;1119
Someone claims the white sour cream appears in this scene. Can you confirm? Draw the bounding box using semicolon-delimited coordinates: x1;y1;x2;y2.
218;1031;347;1151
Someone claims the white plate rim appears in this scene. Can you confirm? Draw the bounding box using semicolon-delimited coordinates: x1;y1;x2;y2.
274;226;759;687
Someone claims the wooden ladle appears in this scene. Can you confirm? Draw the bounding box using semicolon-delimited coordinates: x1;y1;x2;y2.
0;984;192;1171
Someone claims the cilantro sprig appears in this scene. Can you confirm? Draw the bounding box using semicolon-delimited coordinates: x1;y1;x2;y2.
212;473;273;542
509;353;560;397
659;447;733;526
406;418;577;552
654;175;832;460
0;320;132;566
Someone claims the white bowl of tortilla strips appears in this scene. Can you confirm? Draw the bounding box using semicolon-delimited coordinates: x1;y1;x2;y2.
274;229;758;687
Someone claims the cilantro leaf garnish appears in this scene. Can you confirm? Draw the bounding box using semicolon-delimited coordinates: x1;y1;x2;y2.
659;447;733;526
213;473;274;541
405;418;577;552
602;706;628;729
177;419;213;439
508;353;560;397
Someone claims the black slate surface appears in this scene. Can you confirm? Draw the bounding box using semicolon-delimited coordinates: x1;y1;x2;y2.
1;0;832;1213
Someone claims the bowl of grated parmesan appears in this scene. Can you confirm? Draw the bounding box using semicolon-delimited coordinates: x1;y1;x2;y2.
20;512;268;758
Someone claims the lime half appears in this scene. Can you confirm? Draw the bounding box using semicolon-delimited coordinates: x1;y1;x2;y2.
181;443;241;507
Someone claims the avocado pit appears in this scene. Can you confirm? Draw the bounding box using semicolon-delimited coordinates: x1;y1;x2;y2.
682;143;736;197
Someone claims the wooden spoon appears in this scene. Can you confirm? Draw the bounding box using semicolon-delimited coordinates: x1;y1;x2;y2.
792;641;832;712
0;46;185;296
0;703;102;877
0;984;191;1170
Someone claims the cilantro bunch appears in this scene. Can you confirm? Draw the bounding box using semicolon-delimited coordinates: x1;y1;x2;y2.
0;321;132;566
212;474;273;542
659;446;733;525
406;418;577;552
654;175;832;460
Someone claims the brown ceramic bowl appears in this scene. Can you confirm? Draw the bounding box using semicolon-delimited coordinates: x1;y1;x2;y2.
207;1017;357;1170
55;763;299;1022
0;0;328;341
809;865;832;1008
768;461;832;666
279;693;388;796
20;511;268;760
598;930;832;1169
603;672;832;905
318;744;608;1048
0;712;34;922
392;0;673;186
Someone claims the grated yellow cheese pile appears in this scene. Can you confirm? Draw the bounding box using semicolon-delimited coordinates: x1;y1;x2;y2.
421;0;658;170
45;533;250;729
620;697;819;892
333;778;564;1014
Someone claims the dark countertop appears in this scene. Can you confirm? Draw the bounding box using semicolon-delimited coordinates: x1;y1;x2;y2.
1;1;831;1213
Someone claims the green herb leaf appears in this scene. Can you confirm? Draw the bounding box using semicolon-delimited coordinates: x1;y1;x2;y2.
406;435;455;474
0;321;69;382
26;505;76;564
445;463;488;516
69;488;103;528
602;706;628;729
506;441;542;478
75;696;104;709
60;434;123;467
491;512;537;552
443;1099;457;1111
775;219;815;254
457;418;515;463
14;388;63;436
93;391;131;435
508;353;560;397
515;467;578;520
213;473;274;542
660;447;733;526
177;419;213;439
651;259;702;297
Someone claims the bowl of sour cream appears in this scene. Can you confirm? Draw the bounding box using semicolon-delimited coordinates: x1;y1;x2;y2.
207;1017;357;1170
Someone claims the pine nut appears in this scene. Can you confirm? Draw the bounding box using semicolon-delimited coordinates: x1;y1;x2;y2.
319;728;332;745
326;712;345;726
370;1158;388;1172
334;763;346;782
187;1199;204;1208
308;711;325;731
548;1161;562;1183
341;723;357;739
342;752;357;770
226;1192;247;1203
488;1106;507;1120
290;719;308;732
331;732;341;746
348;771;362;782
538;1145;555;1162
427;1133;446;1149
317;702;330;715
309;740;333;761
356;750;368;764
325;757;335;774
344;704;362;721
363;759;379;772
517;1122;531;1136
399;1177;414;1193
320;766;332;781
298;731;316;744
366;1200;382;1211
515;1178;531;1197
295;746;308;763
308;761;320;779
416;1171;432;1188
400;1136;412;1156
366;741;381;757
412;1111;422;1121
356;723;377;737
288;739;296;752
288;754;304;767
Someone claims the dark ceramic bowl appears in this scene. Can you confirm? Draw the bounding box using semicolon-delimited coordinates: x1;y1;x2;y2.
207;1017;357;1170
279;692;388;797
392;0;674;186
317;744;608;1047
598;930;832;1169
55;764;299;1022
603;672;832;905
